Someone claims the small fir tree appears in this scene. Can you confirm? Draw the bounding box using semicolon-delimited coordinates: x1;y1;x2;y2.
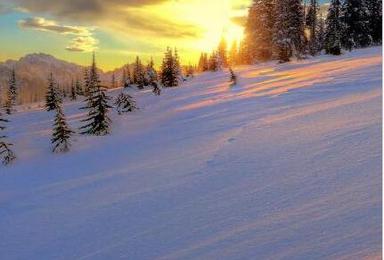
45;73;61;111
80;53;112;136
5;69;17;115
0;111;15;165
51;101;73;153
114;92;137;114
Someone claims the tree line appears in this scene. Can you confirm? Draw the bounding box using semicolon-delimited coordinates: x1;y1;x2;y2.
197;0;381;71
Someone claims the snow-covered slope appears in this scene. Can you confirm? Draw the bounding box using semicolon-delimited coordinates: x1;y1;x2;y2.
0;47;382;259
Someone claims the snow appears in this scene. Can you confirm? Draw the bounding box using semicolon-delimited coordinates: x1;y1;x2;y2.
0;47;382;259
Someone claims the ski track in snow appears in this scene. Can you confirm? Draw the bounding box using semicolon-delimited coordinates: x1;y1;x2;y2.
0;47;382;260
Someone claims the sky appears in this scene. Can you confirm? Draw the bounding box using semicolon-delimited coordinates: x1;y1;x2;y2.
0;0;328;71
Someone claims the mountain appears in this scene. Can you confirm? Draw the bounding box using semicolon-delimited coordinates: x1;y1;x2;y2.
0;53;125;104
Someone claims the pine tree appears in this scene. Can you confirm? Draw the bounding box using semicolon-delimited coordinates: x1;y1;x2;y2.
5;69;17;115
198;53;209;72
146;57;158;85
365;0;382;44
51;101;73;153
0;111;15;165
245;0;275;61
160;47;181;87
111;73;117;89
83;68;90;97
217;37;228;68
75;79;83;95
208;51;220;71
341;0;372;50
306;0;320;55
324;0;343;55
133;56;145;89
45;73;61;111
80;53;112;136
229;41;239;66
273;0;306;62
70;80;77;101
114;92;137;114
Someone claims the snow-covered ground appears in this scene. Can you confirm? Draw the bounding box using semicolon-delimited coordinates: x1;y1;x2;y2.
0;47;382;259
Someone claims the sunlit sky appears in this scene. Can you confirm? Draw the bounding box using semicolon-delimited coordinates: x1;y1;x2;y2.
0;0;328;71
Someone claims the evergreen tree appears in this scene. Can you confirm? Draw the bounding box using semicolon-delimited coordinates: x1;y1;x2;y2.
146;57;158;85
273;0;306;62
111;73;117;89
324;0;343;55
365;0;382;44
51;101;73;153
238;39;251;64
245;0;275;61
45;73;61;111
229;40;239;66
80;53;112;136
208;51;220;71
160;47;181;87
133;56;146;89
317;13;326;52
341;0;372;50
198;53;209;72
114;92;137;114
5;69;17;115
75;79;83;96
306;0;320;55
83;68;90;97
0;111;15;165
217;37;228;68
70;80;77;101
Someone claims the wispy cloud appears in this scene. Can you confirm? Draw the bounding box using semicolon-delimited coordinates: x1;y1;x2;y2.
18;17;97;52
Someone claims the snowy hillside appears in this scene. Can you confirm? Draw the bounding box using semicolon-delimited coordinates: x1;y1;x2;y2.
0;47;382;259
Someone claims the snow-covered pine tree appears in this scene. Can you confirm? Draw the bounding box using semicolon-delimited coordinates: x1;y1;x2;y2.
365;0;382;44
341;0;372;50
160;47;180;87
80;53;112;136
45;73;61;111
306;0;320;55
324;0;343;55
75;79;83;96
0;110;15;165
273;0;305;62
217;37;228;68
208;51;220;71
0;112;15;165
111;73;117;89
114;92;137;114
51;100;73;153
245;0;275;62
133;56;146;89
229;40;239;66
83;67;90;97
146;57;158;85
70;80;77;101
5;69;17;115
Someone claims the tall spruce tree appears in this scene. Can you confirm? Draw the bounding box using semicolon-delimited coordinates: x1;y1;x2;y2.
217;37;228;68
51;100;73;153
45;73;61;111
75;79;83;95
366;0;382;44
324;0;343;55
160;47;181;87
306;0;320;55
5;69;17;115
80;53;112;136
0;110;15;165
273;0;305;62
341;0;372;50
245;0;275;61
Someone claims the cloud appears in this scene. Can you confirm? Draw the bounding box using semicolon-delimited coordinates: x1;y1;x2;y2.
4;0;201;39
19;17;98;52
